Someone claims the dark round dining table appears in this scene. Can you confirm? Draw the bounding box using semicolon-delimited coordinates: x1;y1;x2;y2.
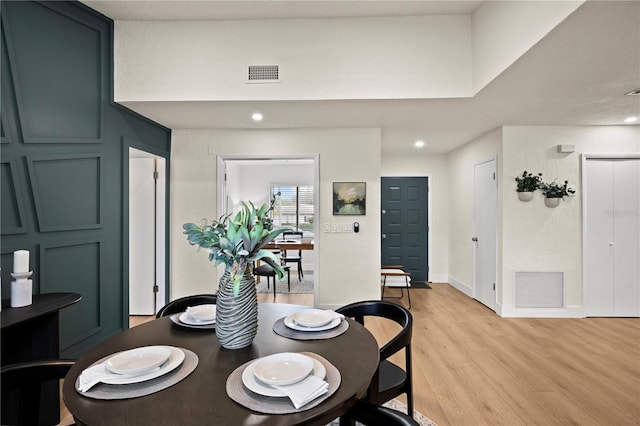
63;303;380;425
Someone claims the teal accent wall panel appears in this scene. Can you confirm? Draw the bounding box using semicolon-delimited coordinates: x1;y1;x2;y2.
0;1;171;358
2;1;103;143
40;240;102;349
27;154;102;232
1;25;19;145
1;160;27;234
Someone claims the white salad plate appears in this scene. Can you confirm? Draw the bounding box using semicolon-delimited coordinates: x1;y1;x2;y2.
253;352;314;386
284;315;341;332
179;312;216;326
290;309;335;328
105;346;172;376
101;346;185;385
242;356;326;397
185;304;216;321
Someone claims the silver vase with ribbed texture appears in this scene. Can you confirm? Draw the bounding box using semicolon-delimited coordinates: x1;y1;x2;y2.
215;269;258;349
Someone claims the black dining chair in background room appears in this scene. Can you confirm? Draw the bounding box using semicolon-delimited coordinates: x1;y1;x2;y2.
339;400;420;426
156;294;217;318
336;300;414;418
282;230;304;281
1;359;76;426
253;264;291;298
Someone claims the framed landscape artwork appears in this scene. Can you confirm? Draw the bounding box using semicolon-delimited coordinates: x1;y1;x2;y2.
333;182;366;215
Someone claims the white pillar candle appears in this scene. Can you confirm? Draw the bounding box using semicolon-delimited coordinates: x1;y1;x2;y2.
13;250;30;273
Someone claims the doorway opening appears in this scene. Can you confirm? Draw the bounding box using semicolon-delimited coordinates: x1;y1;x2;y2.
128;147;167;316
218;155;319;300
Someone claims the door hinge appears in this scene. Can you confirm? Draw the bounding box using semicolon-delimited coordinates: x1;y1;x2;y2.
492;172;496;180
153;284;159;293
493;283;495;290
153;171;159;180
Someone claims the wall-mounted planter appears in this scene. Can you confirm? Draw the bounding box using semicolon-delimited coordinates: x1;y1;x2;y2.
545;197;561;208
518;191;535;202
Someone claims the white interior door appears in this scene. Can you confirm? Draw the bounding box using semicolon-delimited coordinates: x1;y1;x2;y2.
585;157;640;317
129;149;167;315
473;159;497;311
613;160;640;316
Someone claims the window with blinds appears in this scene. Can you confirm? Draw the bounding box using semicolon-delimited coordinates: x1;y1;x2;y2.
270;185;314;237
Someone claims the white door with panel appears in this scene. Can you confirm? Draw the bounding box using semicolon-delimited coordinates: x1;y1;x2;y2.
585;157;640;317
473;159;497;311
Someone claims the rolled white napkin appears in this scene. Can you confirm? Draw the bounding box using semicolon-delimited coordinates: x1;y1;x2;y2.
78;362;160;392
273;375;329;409
78;363;118;392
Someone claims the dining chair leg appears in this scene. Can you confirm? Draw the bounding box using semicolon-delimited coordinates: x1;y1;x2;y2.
338;415;355;426
271;276;276;299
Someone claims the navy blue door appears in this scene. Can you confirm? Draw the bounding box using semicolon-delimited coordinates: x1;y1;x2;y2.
381;177;429;281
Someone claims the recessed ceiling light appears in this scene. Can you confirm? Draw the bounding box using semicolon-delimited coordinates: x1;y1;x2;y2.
414;140;425;148
624;116;638;123
251;113;263;122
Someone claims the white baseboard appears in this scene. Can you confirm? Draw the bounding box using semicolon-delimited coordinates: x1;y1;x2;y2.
498;304;585;318
448;275;473;297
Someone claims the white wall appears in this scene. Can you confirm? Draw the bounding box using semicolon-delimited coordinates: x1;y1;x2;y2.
471;1;583;92
500;125;640;317
114;15;472;102
170;128;381;309
381;153;449;282
226;161;314;212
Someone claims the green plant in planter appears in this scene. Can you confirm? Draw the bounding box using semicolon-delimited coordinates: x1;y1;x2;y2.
540;180;576;198
515;171;543;192
183;201;286;296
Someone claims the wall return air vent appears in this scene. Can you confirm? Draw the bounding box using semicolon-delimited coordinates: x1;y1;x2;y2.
247;65;280;83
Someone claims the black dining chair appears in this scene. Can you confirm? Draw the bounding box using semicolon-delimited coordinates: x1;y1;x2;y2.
340;400;420;426
282;230;304;281
156;294;217;318
336;300;414;419
1;359;76;426
253;264;291;298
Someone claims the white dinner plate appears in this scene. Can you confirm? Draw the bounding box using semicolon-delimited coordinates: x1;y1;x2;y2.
253;352;313;386
105;346;172;376
290;309;335;328
185;304;216;321
101;346;185;385
179;312;216;326
284;315;342;332
242;356;326;397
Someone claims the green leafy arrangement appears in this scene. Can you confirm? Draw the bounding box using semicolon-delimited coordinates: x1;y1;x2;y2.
183;200;285;296
515;171;543;192
540;180;576;199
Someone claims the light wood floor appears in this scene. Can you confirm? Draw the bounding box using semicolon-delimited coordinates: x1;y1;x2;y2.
60;285;640;425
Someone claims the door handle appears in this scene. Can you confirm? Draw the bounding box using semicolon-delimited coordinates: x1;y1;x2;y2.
382;234;387;239
471;237;478;242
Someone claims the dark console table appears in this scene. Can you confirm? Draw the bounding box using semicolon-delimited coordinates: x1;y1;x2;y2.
1;292;82;424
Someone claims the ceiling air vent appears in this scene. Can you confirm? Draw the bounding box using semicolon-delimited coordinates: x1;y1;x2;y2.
625;88;640;95
247;65;280;84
